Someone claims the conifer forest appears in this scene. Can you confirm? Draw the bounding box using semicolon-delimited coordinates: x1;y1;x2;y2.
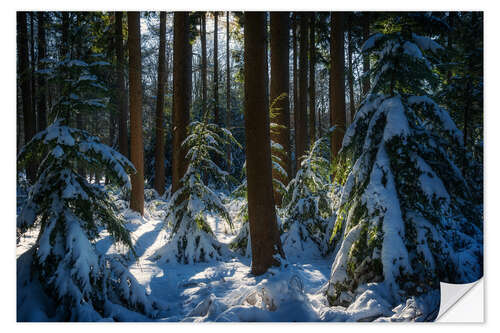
16;11;483;322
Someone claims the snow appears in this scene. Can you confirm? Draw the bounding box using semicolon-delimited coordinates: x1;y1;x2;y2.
412;33;444;53
381;96;411;140
363;146;412;301
361;33;384;53
17;188;436;322
403;41;424;60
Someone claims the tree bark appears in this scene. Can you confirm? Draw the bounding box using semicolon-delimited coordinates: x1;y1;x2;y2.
292;13;299;177
244;12;285;276
362;12;371;97
171;12;191;194
201;12;208;118
213;12;220;125
225;11;231;171
297;13;309;168
330;12;346;162
127;12;144;215
30;13;37;131
348;13;355;123
37;12;47;132
309;13;316;142
115;12;129;159
270;12;291;205
154;12;167;196
18;12;36;182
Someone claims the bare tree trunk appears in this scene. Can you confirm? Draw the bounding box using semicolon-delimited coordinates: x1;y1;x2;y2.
270;12;291;206
18;12;36;182
309;13;316;142
37;12;47;132
348;13;355;123
127;12;144;215
225;11;231;171
297;13;309;167
244;12;285;276
292;13;299;176
30;13;37;131
172;12;191;194
330;12;346;162
213;12;220;125
154;12;167;196
115;12;129;159
201;12;208;118
362;12;371;97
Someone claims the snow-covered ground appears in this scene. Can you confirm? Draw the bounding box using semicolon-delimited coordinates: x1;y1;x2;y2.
16;189;435;322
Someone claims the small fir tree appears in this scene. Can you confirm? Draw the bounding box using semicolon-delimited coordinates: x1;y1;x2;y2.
17;120;157;320
281;137;334;257
154;120;240;263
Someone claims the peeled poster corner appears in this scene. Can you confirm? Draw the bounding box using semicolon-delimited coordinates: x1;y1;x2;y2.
437;279;484;322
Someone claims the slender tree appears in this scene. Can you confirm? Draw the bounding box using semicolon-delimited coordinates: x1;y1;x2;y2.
17;12;36;182
213;12;220;125
309;13;316;142
171;12;191;193
244;12;285;276
270;12;291;204
154;12;167;196
330;12;346;161
127;12;144;214
225;11;231;170
297;13;309;167
201;12;208;118
362;12;371;96
292;13;299;176
347;13;355;123
37;12;47;132
115;12;128;159
30;13;37;129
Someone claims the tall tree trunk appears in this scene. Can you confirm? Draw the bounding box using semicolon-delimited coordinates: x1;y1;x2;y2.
213;12;220;125
348;13;355;123
18;12;36;182
330;12;346;163
30;13;37;130
446;12;455;84
309;13;316;142
201;12;208;118
244;12;285;276
292;13;299;176
61;12;69;59
225;11;231;171
127;12;144;215
154;12;167;196
60;12;70;125
37;12;47;132
270;12;291;205
297;13;309;167
172;12;191;194
362;12;371;97
115;12;129;159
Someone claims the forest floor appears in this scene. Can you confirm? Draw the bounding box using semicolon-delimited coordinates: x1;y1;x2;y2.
16;188;429;322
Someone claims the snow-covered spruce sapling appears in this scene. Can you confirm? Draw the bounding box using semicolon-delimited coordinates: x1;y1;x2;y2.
155;120;240;263
281;137;334;257
326;26;483;309
17;120;158;320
